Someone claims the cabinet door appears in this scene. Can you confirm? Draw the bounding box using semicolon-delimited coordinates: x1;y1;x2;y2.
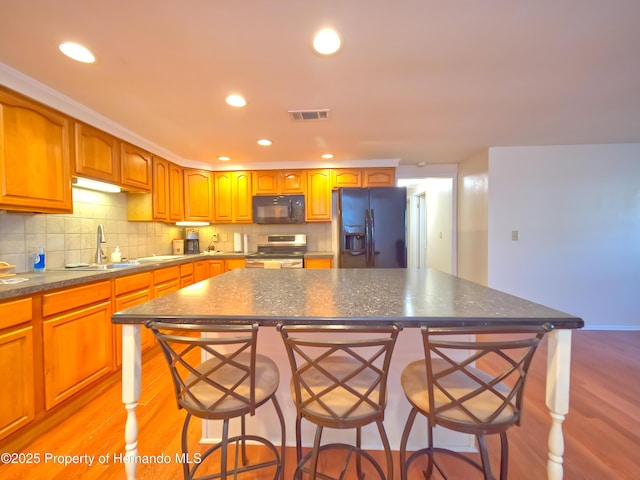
225;258;245;270
363;167;395;187
184;169;213;222
0;325;35;441
332;169;362;188
194;260;208;282
306;169;332;221
121;142;152;191
74;122;120;183
43;300;113;410
304;258;333;269
168;162;184;221
208;260;225;277
0;88;72;213
281;170;306;194
252;170;280;195
233;171;252;223
213;172;233;222
152;156;169;220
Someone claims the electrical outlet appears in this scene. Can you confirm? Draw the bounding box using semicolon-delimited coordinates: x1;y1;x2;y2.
212;233;218;242
511;230;519;241
221;233;228;242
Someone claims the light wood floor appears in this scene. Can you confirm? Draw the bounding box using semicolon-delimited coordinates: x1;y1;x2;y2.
1;330;638;479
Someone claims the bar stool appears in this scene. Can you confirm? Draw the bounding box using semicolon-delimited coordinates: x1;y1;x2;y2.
147;321;285;480
278;323;401;480
399;324;550;479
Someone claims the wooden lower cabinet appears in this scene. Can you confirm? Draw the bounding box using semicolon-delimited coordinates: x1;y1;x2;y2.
153;266;180;297
194;259;225;282
180;262;194;287
42;281;113;411
113;272;153;367
0;297;35;442
225;258;245;270
304;258;333;269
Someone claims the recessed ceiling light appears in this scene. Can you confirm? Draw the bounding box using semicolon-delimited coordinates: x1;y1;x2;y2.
257;139;272;146
226;94;246;107
217;156;231;161
59;42;96;63
322;153;334;159
312;28;343;56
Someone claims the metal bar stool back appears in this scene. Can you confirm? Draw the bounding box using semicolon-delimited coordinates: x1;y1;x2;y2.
279;323;402;480
400;324;550;480
147;321;285;480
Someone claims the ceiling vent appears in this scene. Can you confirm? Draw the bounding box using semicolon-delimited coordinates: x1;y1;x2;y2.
289;109;330;121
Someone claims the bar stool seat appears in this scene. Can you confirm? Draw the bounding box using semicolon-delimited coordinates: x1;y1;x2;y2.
148;321;285;480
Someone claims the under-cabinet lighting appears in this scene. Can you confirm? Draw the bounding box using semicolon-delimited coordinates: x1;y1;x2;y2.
72;177;121;193
176;221;210;227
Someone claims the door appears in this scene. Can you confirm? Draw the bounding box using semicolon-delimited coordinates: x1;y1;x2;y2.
369;187;407;267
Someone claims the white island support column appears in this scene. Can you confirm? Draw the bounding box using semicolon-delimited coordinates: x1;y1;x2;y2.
121;324;142;480
545;329;573;480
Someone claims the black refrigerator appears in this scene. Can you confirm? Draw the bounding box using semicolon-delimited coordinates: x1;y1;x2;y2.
337;187;407;268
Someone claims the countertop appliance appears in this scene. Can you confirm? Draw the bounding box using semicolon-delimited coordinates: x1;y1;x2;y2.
337;187;407;268
185;238;199;254
252;195;305;224
245;234;306;268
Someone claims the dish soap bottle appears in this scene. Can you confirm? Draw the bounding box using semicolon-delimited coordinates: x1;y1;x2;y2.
110;246;122;263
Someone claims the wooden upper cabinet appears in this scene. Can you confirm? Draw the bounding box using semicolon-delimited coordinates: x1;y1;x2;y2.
152;156;170;220
183;168;213;222
363;167;395;187
306;169;332;222
252;170;279;195
127;157;183;222
120;142;152;191
168;162;184;221
73;122;120;183
214;171;252;223
332;169;362;188
281;170;306;194
253;170;306;195
0;87;72;213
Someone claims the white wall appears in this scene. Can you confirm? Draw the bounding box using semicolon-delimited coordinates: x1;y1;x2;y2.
457;152;489;285
488;144;640;329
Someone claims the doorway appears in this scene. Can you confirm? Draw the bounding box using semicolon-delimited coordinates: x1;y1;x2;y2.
401;177;456;274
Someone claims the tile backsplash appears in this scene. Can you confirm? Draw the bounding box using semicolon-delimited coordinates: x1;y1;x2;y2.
0;188;333;273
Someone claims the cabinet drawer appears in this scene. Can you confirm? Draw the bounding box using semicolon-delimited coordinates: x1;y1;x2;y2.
42;281;111;317
180;262;194;276
0;297;32;330
153;266;180;284
114;272;152;296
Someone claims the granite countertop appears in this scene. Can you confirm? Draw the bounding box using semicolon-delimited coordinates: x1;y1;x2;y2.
304;251;334;258
112;268;584;329
0;253;247;300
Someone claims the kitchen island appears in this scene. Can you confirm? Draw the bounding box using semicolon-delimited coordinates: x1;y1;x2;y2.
112;268;583;480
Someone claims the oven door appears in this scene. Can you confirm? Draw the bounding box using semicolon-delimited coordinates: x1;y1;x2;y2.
245;258;304;269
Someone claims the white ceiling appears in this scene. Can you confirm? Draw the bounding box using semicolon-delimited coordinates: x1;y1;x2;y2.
1;0;639;168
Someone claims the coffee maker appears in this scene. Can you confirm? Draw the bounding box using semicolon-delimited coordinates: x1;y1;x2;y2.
184;228;200;254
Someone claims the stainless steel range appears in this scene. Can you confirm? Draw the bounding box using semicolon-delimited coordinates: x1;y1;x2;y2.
245;234;307;269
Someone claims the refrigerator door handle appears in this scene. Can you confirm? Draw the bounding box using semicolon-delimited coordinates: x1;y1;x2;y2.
370;209;376;267
364;209;371;267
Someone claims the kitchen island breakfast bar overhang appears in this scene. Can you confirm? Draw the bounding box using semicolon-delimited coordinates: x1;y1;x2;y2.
112;268;583;480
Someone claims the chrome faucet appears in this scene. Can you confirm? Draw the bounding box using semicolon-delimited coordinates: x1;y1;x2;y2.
95;224;107;264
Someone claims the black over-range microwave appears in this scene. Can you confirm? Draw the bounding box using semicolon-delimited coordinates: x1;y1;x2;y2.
252;195;306;224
